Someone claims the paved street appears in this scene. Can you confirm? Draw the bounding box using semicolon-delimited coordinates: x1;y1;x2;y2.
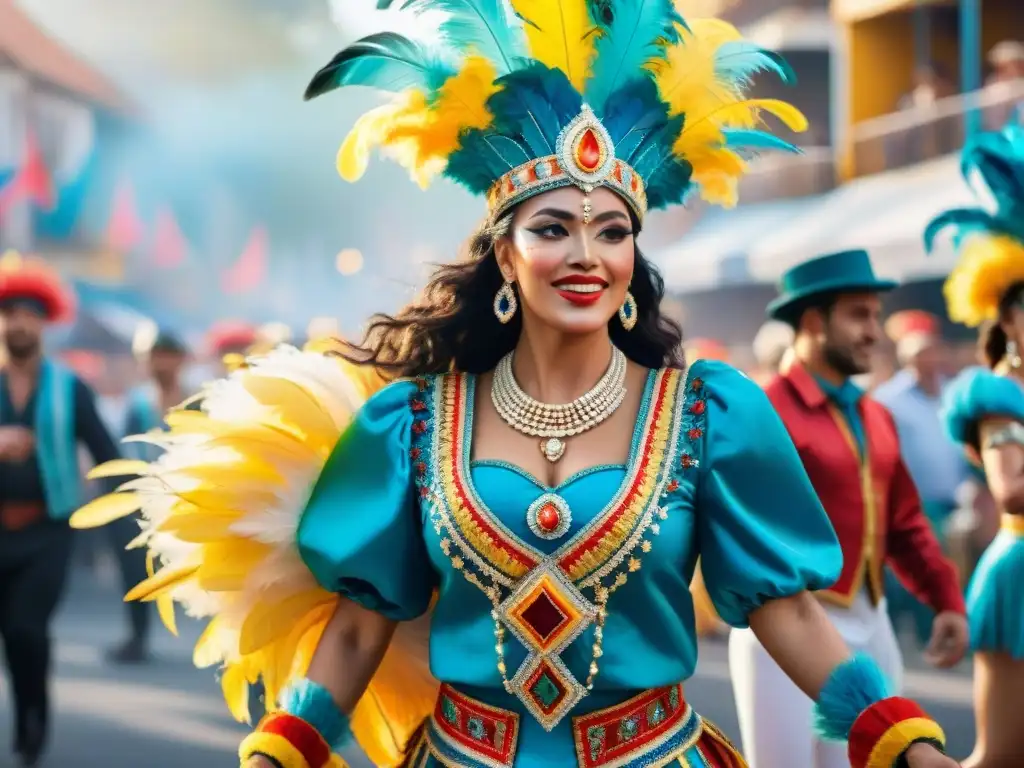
0;570;975;767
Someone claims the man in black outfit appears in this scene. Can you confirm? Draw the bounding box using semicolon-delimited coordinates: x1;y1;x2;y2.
0;253;120;766
105;325;191;664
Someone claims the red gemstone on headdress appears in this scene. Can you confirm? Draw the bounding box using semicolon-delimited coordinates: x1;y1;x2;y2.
537;502;561;532
575;128;602;172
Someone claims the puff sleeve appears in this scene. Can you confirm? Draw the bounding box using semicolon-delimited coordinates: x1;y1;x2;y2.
941;366;1024;447
297;379;435;621
693;360;841;628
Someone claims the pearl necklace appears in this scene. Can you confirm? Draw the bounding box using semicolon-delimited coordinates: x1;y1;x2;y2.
491;347;627;462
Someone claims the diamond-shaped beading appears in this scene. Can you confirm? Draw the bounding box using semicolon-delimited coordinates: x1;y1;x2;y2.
498;561;597;656
509;653;587;732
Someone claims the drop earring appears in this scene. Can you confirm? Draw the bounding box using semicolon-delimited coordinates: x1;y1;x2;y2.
619;291;637;331
494;281;517;324
1008;339;1022;369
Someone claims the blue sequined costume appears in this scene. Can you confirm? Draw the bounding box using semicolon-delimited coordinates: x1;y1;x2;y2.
942;367;1024;659
299;360;841;766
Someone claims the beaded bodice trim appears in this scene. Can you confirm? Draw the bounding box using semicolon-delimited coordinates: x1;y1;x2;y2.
406;367;709;729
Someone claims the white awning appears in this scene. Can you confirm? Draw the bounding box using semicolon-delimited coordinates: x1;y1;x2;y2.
748;153;973;283
654;197;822;293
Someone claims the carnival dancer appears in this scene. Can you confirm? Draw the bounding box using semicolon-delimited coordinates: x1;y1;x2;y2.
729;249;968;768
0;252;121;766
103;324;191;664
874;310;968;649
928;124;1024;767
73;4;957;767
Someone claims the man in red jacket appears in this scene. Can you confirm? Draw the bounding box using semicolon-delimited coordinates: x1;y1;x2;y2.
728;250;969;768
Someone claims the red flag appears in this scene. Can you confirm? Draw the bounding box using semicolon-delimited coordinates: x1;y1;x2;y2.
106;179;144;252
0;130;55;215
221;226;268;294
152;206;187;267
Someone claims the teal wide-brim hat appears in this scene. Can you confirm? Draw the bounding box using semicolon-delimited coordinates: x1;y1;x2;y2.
767;249;898;323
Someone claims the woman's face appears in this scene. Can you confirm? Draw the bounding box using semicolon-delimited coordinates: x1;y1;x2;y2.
496;186;635;336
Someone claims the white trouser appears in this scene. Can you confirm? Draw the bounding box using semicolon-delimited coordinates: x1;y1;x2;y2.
728;591;904;768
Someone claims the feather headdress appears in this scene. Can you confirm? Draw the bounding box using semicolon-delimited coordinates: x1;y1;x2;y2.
307;0;807;219
925;125;1024;327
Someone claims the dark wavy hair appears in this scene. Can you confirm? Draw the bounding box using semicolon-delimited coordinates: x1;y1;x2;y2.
980;281;1024;368
338;212;684;379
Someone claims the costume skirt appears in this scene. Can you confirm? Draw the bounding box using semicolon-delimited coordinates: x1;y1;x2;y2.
401;682;745;768
966;514;1024;658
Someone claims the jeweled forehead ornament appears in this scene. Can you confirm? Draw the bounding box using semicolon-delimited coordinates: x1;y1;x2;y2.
486;105;648;224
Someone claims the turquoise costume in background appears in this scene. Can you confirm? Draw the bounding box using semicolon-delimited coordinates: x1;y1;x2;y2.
941;367;1024;658
298;360;843;766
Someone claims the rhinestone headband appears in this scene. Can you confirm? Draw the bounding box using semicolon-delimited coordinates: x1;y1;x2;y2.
486;105;648;223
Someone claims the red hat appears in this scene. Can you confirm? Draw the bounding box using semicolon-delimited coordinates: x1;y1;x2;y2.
0;251;75;323
206;320;258;357
684;338;730;363
885;310;940;362
884;310;939;341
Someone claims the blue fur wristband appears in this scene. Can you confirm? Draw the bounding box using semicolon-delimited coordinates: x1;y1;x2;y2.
812;653;893;742
279;677;352;749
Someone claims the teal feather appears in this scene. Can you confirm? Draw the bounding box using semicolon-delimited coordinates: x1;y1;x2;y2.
714;41;795;88
646;152;693;208
584;0;682;108
402;0;528;73
304;32;455;100
723;128;799;154
925;122;1024;253
812;654;892;742
447;65;582;193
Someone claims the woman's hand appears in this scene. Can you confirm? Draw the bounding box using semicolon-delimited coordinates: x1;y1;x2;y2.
904;742;961;767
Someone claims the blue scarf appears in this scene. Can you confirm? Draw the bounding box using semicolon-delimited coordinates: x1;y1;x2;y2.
816;375;866;457
0;360;81;519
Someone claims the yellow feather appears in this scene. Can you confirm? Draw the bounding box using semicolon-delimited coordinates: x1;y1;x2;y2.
221;663;251;723
238;589;336;656
146;552;179;636
87;459;151;480
338;57;499;190
157;511;242;543
338;98;415;183
651;19;806;206
125;563;200;602
240;375;339;447
174;486;280;514
69;493;142;529
945;234;1024;327
196;539;269;592
508;0;597;91
193;617;225;669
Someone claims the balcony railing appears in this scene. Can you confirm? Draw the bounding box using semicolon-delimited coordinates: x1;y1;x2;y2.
736;146;836;203
851;80;1024;176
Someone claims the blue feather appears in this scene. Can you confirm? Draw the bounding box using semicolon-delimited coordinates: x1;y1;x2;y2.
812;654;892;742
304;32;455;100
601;78;672;162
714;41;795;88
446;132;531;193
584;0;682;108
645;154;693;209
403;0;528;73
489;65;583;156
723;128;800;154
961;128;1024;218
924;208;1024;251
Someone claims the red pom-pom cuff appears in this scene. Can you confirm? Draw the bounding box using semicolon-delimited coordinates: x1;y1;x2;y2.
848;697;946;768
239;713;333;768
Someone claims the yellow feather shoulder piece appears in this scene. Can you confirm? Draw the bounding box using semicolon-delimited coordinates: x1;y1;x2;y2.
944;233;1024;327
69;346;437;766
337;56;499;189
